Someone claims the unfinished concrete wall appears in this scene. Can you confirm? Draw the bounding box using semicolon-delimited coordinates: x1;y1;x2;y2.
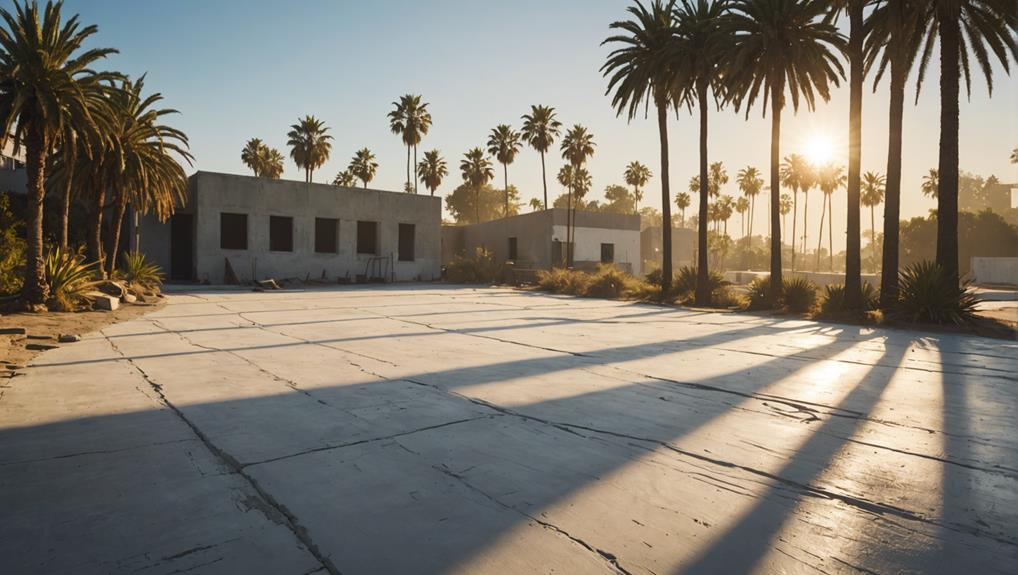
641;227;696;270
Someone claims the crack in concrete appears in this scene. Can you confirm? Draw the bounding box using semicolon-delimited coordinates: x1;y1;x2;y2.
0;437;196;467
100;330;343;575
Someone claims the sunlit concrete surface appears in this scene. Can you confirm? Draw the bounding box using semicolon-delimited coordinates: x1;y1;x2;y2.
2;285;1016;574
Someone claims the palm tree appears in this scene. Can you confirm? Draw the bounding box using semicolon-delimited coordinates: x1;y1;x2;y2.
780;154;807;271
736;166;763;244
416;149;447;197
861;171;885;272
460;147;494;224
560;125;595;266
624;161;651;214
717;195;735;237
921;168;939;199
865;0;930;306
529;198;543;212
724;0;845;304
287;115;332;183
671;0;729;304
486;124;522;218
389;94;432;193
602;0;677;293
779;192;792;236
675;192;691;227
262;148;284;179
1011;146;1018;164
241;138;266;176
926;0;1016;287
814;163;845;272
103;76;192;276
0;0;117;305
348;148;378;188
735;196;750;238
333;170;357;187
521;105;562;210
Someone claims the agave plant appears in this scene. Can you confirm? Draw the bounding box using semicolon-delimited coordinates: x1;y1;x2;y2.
45;247;100;311
673;265;728;298
782;277;819;313
118;251;163;288
891;261;979;325
745;276;771;310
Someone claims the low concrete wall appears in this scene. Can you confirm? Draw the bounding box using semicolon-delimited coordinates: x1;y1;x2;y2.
971;257;1018;286
723;270;881;289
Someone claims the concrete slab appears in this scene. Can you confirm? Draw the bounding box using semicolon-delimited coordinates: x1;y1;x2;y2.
2;285;1016;574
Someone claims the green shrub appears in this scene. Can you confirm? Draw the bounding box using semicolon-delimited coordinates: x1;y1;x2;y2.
783;277;818;313
45;247;100;311
819;282;880;316
745;276;772;310
118;251;163;288
537;267;589;295
673;265;729;298
891;260;979;325
861;282;879;310
0;192;25;295
444;247;503;284
585;264;642;299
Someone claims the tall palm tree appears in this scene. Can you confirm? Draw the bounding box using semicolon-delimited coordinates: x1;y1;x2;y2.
925;0;1016;287
624;161;651;214
780;154;807;271
332;170;357;187
814;162;844;272
921;168;939;199
486;124;522;218
0;0;117;305
724;0;845;304
521;105;562;210
735;196;750;238
675;191;691;227
287;115;332;183
865;0;930;306
671;0;728;304
736;165;763;244
560;125;595;266
779;192;792;236
348;148;378;189
241;138;266;176
103;76;192;275
529;198;543;212
389;94;432;193
861;170;885;272
417;149;447;197
1011;146;1018;164
602;0;677;292
460;147;494;224
262;148;284;179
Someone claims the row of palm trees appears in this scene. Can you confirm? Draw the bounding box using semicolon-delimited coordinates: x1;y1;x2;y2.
602;0;1016;308
1;1;192;306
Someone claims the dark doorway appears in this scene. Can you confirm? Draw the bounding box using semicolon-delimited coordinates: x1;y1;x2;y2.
170;214;194;281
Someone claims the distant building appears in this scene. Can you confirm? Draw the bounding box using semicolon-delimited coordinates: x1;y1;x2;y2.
137;171;441;284
442;209;642;276
0;137;26;194
640;226;696;271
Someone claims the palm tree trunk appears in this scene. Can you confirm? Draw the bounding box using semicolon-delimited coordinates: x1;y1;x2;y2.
21;125;50;306
816;194;826;272
566;179;573;266
768;80;783;305
540;150;548;210
106;185;128;277
414;144;418;194
475;186;480;224
791;189;798;271
829;194;834;272
60;164;73;252
694;84;709;305
936;7;961;286
801;190;809;264
870;204;876;273
503;162;509;218
880;61;905;307
844;0;864;307
87;178;105;272
657;97;673;296
406;145;412;192
749;196;755;247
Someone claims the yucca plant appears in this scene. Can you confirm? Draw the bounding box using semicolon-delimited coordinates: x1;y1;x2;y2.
745;276;772;310
673;265;728;298
118;251;163;288
820;284;846;315
45;247;100;311
783;277;819;313
891;261;980;325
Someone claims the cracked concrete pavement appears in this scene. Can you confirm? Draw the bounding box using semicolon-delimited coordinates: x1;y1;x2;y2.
1;285;1016;574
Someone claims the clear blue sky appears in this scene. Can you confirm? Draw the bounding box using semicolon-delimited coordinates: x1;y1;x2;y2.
65;0;1017;249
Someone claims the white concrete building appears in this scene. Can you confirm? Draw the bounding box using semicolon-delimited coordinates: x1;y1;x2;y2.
138;171;442;284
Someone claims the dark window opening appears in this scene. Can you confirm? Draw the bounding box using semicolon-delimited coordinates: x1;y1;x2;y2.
398;223;415;261
601;243;615;264
315;218;338;253
508;237;518;260
357;221;378;255
220;213;247;250
269;216;293;252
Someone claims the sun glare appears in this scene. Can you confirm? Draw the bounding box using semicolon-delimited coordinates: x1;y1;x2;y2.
804;134;835;166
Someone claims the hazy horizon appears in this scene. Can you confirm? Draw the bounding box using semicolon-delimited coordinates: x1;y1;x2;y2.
66;0;1018;252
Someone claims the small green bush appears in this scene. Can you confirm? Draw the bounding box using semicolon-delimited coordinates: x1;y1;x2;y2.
820;282;880;316
891;260;979;325
585;264;642;299
45;247;100;311
745;276;772;310
672;265;729;299
783;277;818;313
118;251;164;288
537;267;589;294
444;247;504;284
0;192;25;295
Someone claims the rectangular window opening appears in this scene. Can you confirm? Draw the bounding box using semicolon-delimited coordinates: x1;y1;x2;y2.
269;216;294;252
600;243;615;264
315;218;339;253
220;213;247;250
508;237;518;261
398;223;415;262
357;221;379;255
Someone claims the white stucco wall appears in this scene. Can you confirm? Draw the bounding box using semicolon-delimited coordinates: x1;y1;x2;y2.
552;225;641;276
971;257;1018;286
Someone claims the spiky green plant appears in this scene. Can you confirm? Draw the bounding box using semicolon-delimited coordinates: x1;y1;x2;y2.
891;261;979;325
118;251;163;288
45;246;99;311
783;277;819;313
745;276;772;310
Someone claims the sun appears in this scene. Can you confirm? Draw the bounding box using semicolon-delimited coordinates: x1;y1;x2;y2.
803;134;835;166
